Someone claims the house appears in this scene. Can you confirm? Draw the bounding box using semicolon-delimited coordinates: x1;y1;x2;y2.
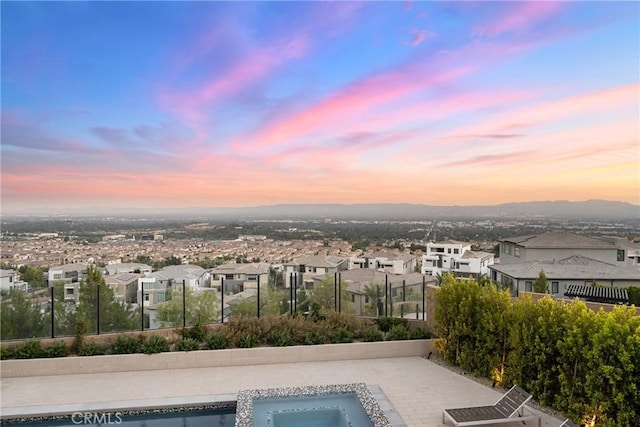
488;255;640;297
310;269;436;316
210;263;270;294
104;272;141;303
349;251;417;274
499;231;640;268
0;269;29;292
47;263;88;302
420;240;494;277
104;263;152;276
283;255;349;288
137;265;210;308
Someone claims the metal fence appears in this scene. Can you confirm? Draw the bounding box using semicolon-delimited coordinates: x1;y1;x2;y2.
0;273;429;341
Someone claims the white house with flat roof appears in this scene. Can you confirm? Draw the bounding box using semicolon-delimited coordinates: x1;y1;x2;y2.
421;240;494;277
350;251;416;274
210;263;270;294
284;255;349;288
0;269;29;292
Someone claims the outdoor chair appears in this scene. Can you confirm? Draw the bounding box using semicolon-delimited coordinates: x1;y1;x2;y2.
442;385;541;426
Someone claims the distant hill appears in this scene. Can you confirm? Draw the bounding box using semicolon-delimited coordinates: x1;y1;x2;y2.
182;200;639;220
10;200;638;220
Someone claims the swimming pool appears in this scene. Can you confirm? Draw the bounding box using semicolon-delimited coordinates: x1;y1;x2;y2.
1;405;236;426
235;383;393;427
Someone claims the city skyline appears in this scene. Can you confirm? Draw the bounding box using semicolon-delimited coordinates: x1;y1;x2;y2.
2;1;639;214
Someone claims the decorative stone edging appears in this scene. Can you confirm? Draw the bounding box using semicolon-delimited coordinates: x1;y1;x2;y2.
0;339;434;378
235;383;391;427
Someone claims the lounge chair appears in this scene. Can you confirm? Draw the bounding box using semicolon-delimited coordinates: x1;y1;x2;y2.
442;385;541;426
559;419;578;427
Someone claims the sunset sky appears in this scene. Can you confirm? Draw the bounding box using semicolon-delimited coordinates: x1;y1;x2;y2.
2;1;639;214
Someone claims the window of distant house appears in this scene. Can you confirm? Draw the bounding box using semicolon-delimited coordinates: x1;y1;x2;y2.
156;292;166;303
525;281;533;292
65;288;74;295
617;250;625;261
247;275;257;281
454;249;459;254
144;294;150;301
552;281;559;293
365;296;369;304
514;247;520;257
8;276;12;282
226;274;234;280
351;294;355;302
54;273;62;280
447;248;451;254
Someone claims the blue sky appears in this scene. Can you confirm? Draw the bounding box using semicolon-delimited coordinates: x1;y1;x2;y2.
2;1;639;213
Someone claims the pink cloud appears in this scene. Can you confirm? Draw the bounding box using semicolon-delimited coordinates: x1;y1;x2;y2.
406;29;435;46
472;1;563;37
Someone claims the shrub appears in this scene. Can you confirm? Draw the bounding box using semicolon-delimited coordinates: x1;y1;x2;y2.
375;317;393;332
303;330;327;345
409;327;430;339
362;327;383;342
141;335;170;354
237;333;258;348
0;346;15;360
324;312;365;339
73;319;88;353
110;335;142;354
203;331;228;350
268;329;294;347
331;327;353;343
78;342;105;356
174;337;200;352
627;286;640;306
386;324;410;341
15;339;44;359
181;322;207;343
45;340;69;358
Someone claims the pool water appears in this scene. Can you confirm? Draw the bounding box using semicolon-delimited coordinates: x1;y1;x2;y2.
253;393;373;427
1;407;236;427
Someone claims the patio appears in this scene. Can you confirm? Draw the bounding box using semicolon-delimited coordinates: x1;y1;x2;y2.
1;356;564;426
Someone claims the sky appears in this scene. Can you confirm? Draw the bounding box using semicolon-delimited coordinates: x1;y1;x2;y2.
1;1;639;214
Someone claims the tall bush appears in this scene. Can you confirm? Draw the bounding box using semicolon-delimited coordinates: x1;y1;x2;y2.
435;277;640;426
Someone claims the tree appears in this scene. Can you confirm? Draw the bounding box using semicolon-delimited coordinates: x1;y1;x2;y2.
533;270;548;293
18;265;47;289
155;287;219;327
0;288;48;340
230;286;289;318
362;283;383;316
301;275;352;315
269;267;285;289
76;265;139;334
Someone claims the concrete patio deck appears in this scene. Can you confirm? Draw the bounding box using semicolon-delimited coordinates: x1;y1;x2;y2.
1;357;564;426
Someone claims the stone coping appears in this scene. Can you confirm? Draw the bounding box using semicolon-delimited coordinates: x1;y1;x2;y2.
235;383;394;427
1;339;434;378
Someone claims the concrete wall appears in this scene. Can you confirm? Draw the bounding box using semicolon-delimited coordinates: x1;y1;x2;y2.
0;339;434;378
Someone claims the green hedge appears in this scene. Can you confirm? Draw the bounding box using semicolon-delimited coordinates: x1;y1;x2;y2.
435;276;640;426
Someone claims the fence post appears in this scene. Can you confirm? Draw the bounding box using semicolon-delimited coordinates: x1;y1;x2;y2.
422;275;426;321
334;272;338;312
141;290;145;331
182;280;186;328
96;283;100;335
50;285;55;338
338;272;342;313
384;274;388;317
290;273;294;315
257;275;261;318
221;277;224;324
